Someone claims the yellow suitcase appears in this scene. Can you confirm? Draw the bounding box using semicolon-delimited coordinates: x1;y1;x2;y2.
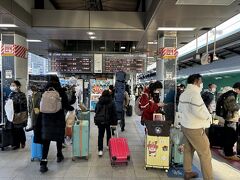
145;135;170;171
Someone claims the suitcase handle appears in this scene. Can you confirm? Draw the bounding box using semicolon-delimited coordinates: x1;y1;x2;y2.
110;125;119;138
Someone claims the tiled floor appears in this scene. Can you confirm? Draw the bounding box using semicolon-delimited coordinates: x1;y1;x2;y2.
1;112;240;180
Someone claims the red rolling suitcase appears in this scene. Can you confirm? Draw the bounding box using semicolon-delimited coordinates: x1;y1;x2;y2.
109;126;130;166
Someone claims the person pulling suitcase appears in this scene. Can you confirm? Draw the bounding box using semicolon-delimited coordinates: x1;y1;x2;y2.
94;90;117;156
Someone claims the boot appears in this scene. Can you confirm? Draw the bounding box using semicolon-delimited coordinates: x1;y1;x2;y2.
40;159;48;173
57;153;64;163
184;171;198;180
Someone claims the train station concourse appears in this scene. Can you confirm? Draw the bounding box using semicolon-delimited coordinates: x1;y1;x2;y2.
1;0;240;180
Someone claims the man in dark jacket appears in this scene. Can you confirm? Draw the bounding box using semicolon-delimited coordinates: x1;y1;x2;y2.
94;90;117;157
36;75;74;173
201;84;217;114
220;82;240;161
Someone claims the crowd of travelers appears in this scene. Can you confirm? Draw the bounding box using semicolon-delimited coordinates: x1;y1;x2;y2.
3;73;240;179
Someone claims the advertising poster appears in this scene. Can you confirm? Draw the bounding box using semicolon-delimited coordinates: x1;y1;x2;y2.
90;79;113;111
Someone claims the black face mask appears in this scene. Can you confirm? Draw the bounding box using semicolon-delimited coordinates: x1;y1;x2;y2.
153;93;160;103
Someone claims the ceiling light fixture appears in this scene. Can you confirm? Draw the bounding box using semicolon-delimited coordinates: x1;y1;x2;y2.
26;39;42;42
120;46;126;50
87;32;95;35
89;36;96;40
148;41;158;45
0;24;18;28
157;27;195;31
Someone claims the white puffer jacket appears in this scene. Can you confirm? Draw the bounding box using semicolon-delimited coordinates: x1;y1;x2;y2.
178;84;212;129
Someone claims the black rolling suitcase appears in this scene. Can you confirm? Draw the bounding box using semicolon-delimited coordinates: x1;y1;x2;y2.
208;124;224;148
0;125;13;151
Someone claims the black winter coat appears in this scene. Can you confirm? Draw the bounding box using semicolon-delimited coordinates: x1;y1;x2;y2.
95;96;117;126
34;83;74;143
7;91;28;129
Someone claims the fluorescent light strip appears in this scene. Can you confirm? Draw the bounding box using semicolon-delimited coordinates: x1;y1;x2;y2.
120;46;126;49
0;24;18;27
178;13;240;57
148;41;157;45
87;32;95;35
89;36;96;40
157;27;195;31
27;39;42;42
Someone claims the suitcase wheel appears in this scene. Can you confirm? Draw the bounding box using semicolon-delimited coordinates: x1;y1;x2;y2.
72;157;76;161
165;169;168;173
144;167;148;170
31;158;34;162
112;156;117;161
85;156;89;160
127;155;130;161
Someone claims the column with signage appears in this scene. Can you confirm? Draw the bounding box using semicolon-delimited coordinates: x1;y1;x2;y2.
157;32;178;123
0;33;28;124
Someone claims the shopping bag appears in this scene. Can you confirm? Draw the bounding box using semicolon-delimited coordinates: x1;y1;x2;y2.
4;99;14;122
66;111;76;127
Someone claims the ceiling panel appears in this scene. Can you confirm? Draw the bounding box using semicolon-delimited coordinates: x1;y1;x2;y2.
32;28;144;41
138;0;240;51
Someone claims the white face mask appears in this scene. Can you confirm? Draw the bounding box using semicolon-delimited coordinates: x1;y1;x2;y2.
211;88;216;93
10;86;17;92
199;83;203;91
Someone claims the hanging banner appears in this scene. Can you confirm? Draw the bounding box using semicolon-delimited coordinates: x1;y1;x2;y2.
1;44;28;59
159;47;178;60
94;54;103;73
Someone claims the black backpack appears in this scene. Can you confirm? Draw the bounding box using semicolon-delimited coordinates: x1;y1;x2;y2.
216;91;234;118
94;104;110;125
201;91;214;107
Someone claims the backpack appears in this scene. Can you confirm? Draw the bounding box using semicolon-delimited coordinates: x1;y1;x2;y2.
94;104;110;125
216;91;231;118
40;88;62;113
201;91;214;107
135;96;143;116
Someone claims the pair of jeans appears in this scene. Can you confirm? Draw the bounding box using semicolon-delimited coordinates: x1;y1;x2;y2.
98;124;111;151
42;140;63;159
12;128;26;147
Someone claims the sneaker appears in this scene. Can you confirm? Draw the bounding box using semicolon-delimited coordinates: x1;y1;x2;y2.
98;151;103;157
40;160;48;173
225;155;240;161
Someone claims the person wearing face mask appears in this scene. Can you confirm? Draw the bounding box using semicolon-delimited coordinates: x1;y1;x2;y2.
201;84;217;114
178;74;213;180
8;80;28;150
140;81;164;123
